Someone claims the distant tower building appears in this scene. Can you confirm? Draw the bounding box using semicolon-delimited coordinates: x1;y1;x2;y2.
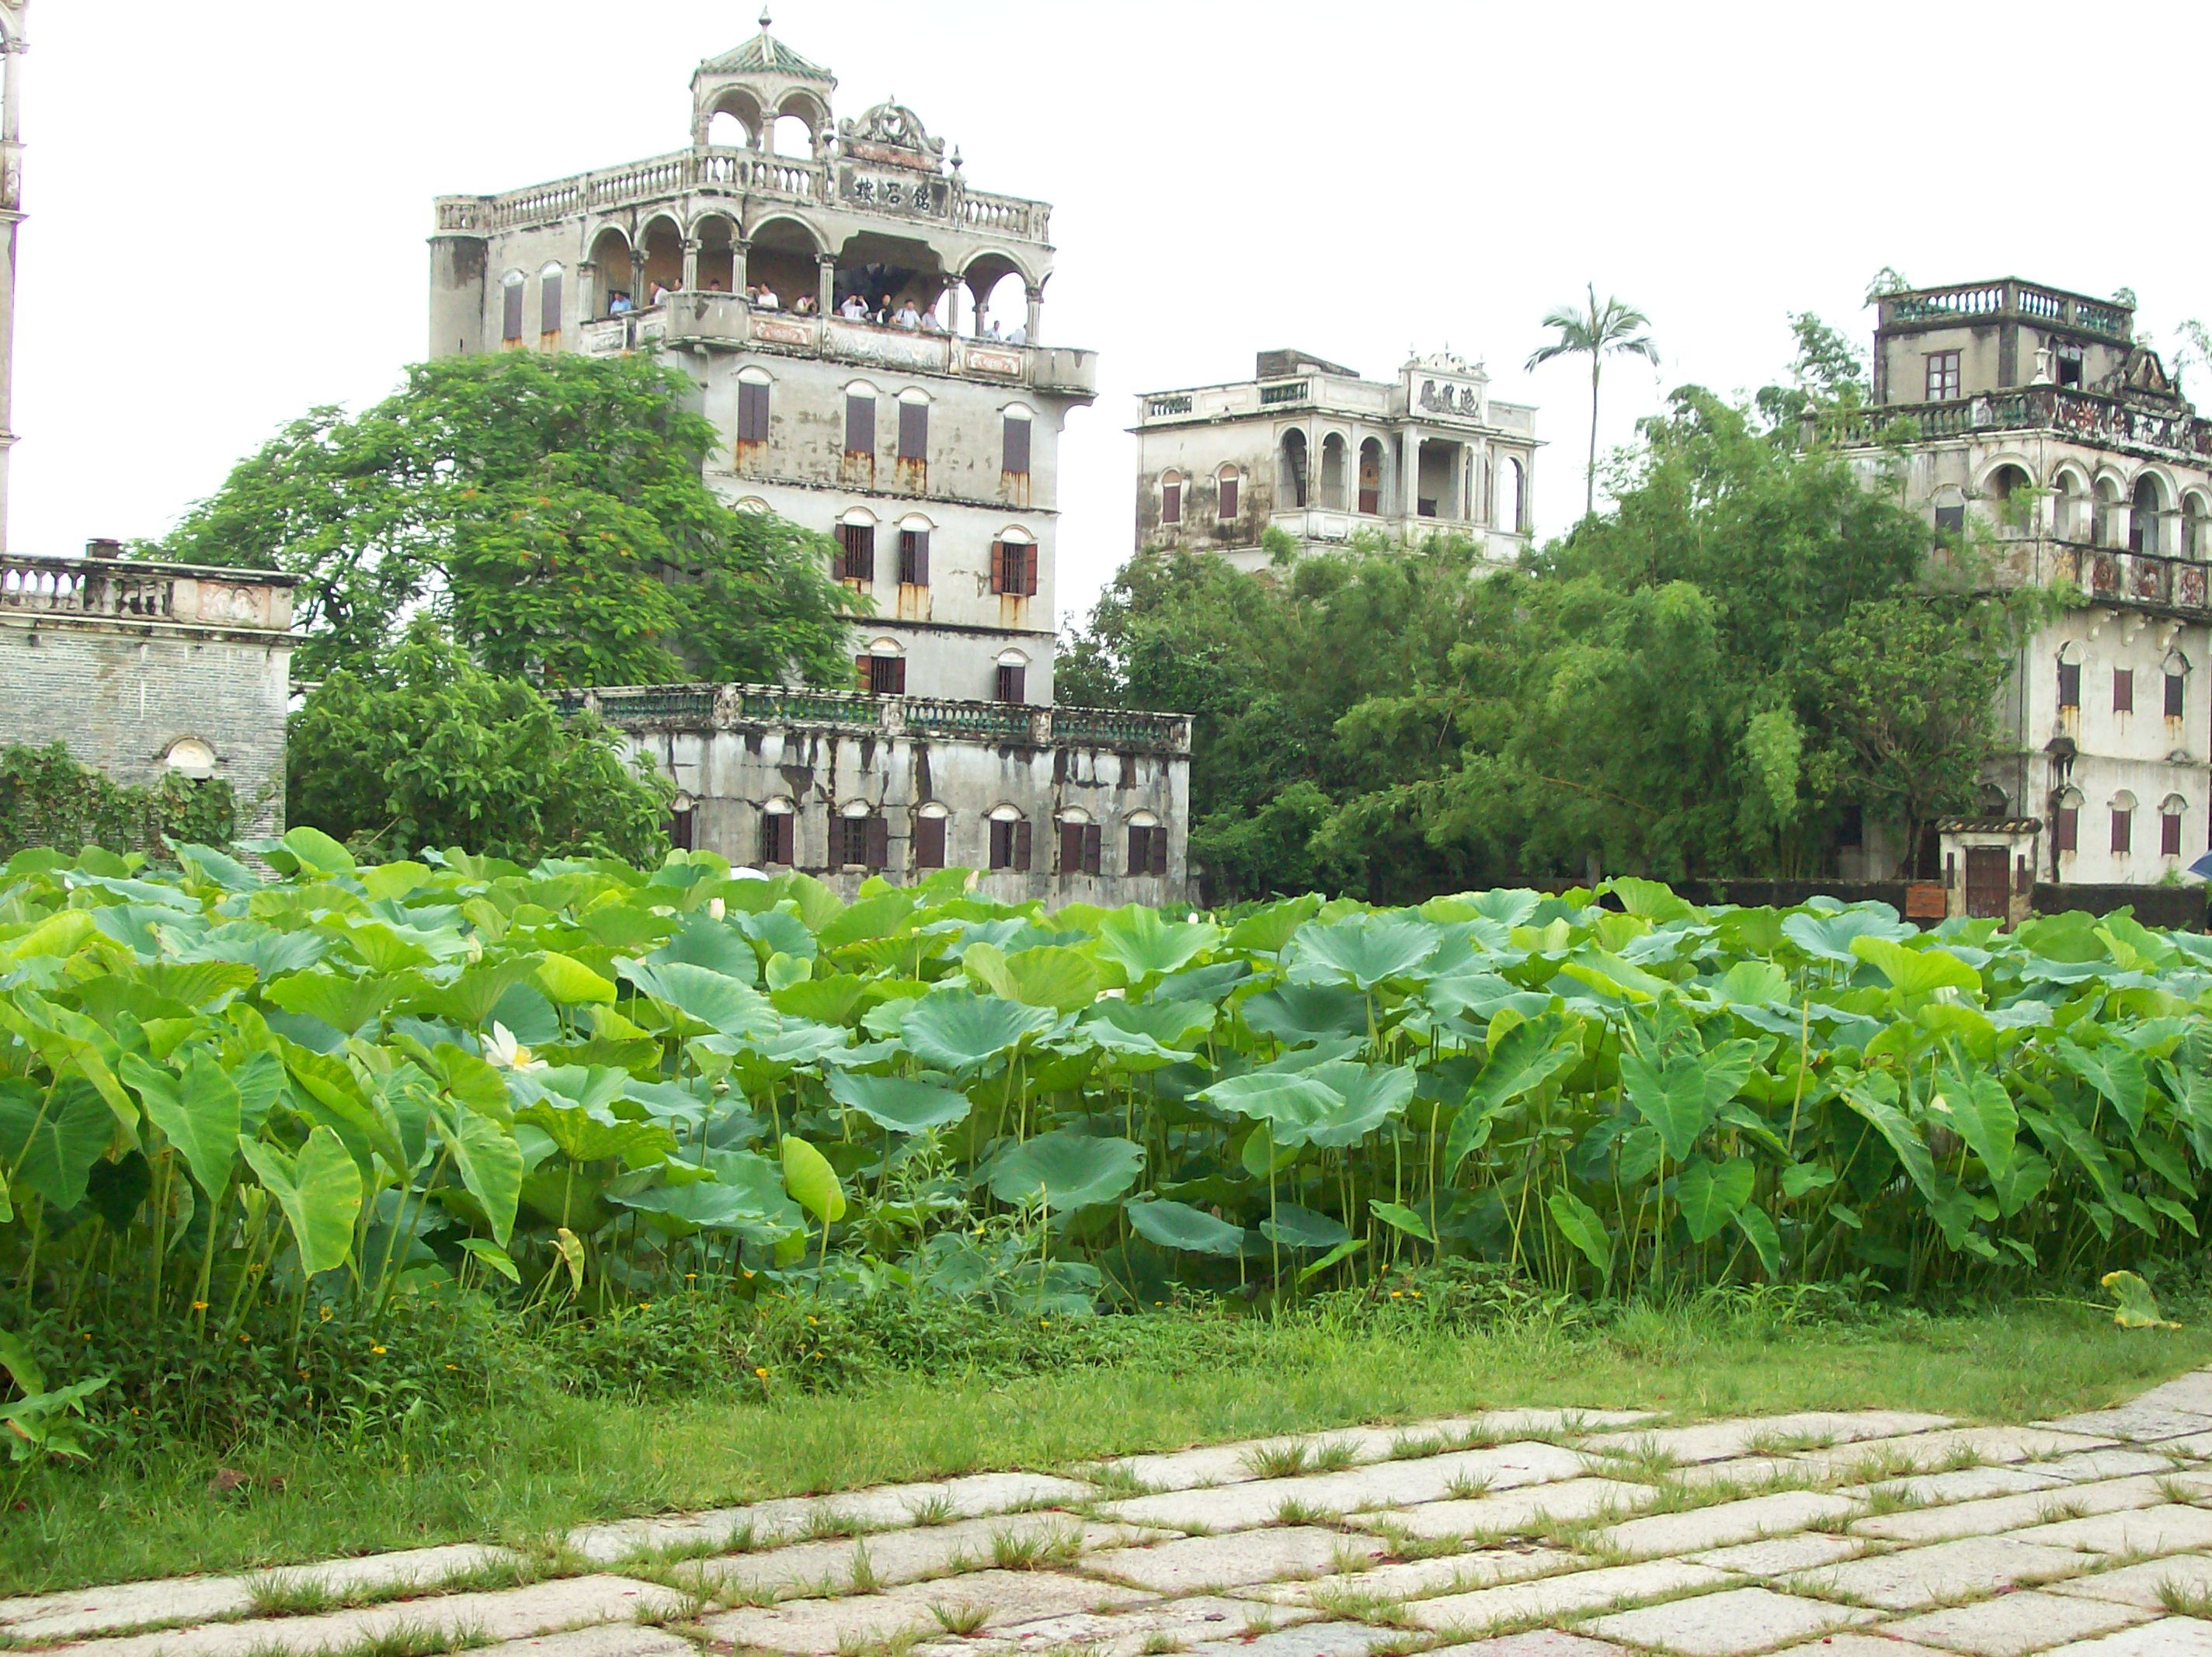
1132;349;1540;573
0;0;26;552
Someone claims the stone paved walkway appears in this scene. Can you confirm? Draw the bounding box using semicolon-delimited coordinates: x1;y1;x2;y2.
17;1371;2212;1657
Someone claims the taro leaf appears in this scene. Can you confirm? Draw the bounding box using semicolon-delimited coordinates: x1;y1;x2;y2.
1622;1053;1716;1163
238;1126;361;1276
781;1135;847;1224
1297;1236;1369;1281
1735;1205;1783;1277
430;1102;523;1249
1126;1197;1244;1257
2;909;96;964
617;957;776;1038
2102;1270;2181;1329
534;952;617;1006
1779;1162;1835;1200
1369;1199;1436;1245
825;1072;972;1134
1289;914;1440;992
83;1150;150;1231
1446;1017;1581;1176
1260;1203;1351;1251
457;1237;520;1284
0;1081;117;1210
903;988;1055;1072
1225;895;1321;955
1673;1155;1754;1243
2057;1040;2149;1137
1240;984;1368;1047
122;1050;241;1200
1849;936;1980;999
1839;1080;1940;1204
987;1129;1144;1211
1936;1069;2019;1187
1095;908;1220;983
264;971;395;1037
1547;1190;1613;1282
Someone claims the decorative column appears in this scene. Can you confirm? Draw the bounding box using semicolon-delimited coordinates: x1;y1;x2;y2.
629;248;648;305
941;274;961;336
1401;429;1422;521
1024;284;1042;345
816;252;836;316
732;238;750;294
680;238;700;292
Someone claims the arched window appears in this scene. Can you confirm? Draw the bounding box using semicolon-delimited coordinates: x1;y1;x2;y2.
896;513;931;586
770;112;814;157
2165;651;2191;721
1987;463;2033;537
990;528;1037;596
733;495;771;515
736;365;773;450
500;271;526;343
668;790;697;853
913;801;950;870
1216;465;1240;523
164;738;216;780
539;263;565;336
2109;790;2137;857
2162;794;2189;859
1320;433;1348;510
836;798;886;870
987;803;1031;871
2094;475;2124;547
836;508;877;584
759;796;796;867
1498;456;1526;533
1278;430;1309;509
1357;439;1384;515
1160;470;1183;526
2051;469;2089;543
2054;786;2083;855
588;228;633;317
706;109;754;149
857;636;905;696
1125;809;1167;877
2130;473;2168;556
995;648;1028;706
1057;808;1101;878
2185;492;2212;561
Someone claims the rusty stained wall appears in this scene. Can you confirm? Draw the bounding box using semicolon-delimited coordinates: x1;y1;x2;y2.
632;721;1191;904
1874;318;2135;406
1133;423;1282;551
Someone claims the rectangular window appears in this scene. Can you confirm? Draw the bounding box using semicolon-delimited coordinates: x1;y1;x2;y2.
1162;478;1182;526
2054;806;2078;854
836;523;875;584
1219;474;1240;521
540;270;563;336
1002;415;1031;475
760;811;794;867
2113;667;2134;715
2111;808;2133;856
737;380;771;444
836;815;888;870
990;540;1038;596
2164;811;2185;858
914;815;947;870
1933;504;1966;537
1127;824;1168;877
897;528;929;585
669;805;694;852
2168;672;2186;720
989;816;1031;871
501;280;525;342
898;401;928;462
856;654;905;696
2057;662;2082;710
1059;822;1103;877
1925;351;1960;401
996;662;1026;704
845;393;875;455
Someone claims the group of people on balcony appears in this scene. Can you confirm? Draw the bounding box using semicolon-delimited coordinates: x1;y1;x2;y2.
598;279;1026;343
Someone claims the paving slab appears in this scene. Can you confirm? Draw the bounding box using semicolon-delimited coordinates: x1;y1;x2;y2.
1351;1479;1654;1539
477;1629;699;1657
702;1569;1153;1654
1876;1589;2155;1656
51;1576;681;1657
1579;1586;1873;1656
1760;1638;1953;1657
1658;1455;1806;1492
1098;1443;1590;1532
1579;1412;1951;1467
1182;1621;1402;1657
2009;1501;2212;1556
2047;1551;2212;1609
1422;1636;1635;1657
2127;1371;2212;1416
1094;1415;1591;1493
2033;1405;2212;1443
2041;1621;2212;1655
2007;1447;2182;1484
1783;1426;2114;1482
0;1544;523;1644
1403;1560;1734;1633
1593;1489;1860;1558
686;1515;1157;1598
1081;1527;1379;1593
1245;1547;1572;1608
913;1593;1308;1657
1786;1534;2090;1609
1684;1532;1862;1575
1839;1464;2057;1506
1851;1474;2167;1544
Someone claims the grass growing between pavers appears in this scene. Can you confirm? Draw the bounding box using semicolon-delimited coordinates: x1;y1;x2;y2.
7;1297;2207;1597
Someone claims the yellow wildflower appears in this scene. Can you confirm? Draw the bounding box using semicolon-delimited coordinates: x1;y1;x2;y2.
370;1345;388;1356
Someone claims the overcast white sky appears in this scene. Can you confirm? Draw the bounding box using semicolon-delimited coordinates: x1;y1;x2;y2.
14;1;2211;632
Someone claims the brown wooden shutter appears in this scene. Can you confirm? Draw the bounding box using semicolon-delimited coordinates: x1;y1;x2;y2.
2169;672;2187;719
1126;825;1145;875
2111;808;2132;856
1003;415;1031;474
1022;542;1039;596
899;401;927;461
541;270;563;335
1149;825;1168;877
2058;663;2082;709
866;815;889;870
763;811;791;865
2054;806;2078;853
1014;818;1032;871
2113;668;2134;714
1162;480;1181;525
1219;474;1238;519
846;393;875;454
739;380;772;443
887;656;906;695
1083;824;1103;875
502;280;525;341
996;663;1025;703
988;540;1006;594
855;652;872;688
1059;820;1083;875
2163;811;2184;857
915;815;946;869
899;530;929;585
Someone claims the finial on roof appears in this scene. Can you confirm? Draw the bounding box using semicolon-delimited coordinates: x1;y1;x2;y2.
759;6;773;29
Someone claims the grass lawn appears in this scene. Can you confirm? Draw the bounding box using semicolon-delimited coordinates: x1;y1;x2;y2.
6;1297;2207;1596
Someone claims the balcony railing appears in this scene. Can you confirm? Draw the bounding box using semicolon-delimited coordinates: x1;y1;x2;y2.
436;147;1051;243
581;295;1097;397
0;554;295;632
555;682;1191;753
1830;387;2212;461
1876;279;2132;340
2047;542;2212;616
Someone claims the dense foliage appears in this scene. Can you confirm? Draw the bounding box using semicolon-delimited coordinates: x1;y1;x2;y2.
0;745;235;864
155;353;857;689
286;622;670;865
8;840;2210;1439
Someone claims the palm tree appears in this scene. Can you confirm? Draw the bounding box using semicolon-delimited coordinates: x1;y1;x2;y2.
1526;286;1660;519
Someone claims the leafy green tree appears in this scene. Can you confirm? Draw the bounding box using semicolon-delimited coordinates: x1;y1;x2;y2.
158;353;855;688
286;622;671;863
1526;285;1660;518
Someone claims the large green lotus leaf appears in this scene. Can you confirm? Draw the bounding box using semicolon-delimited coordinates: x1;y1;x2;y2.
176;920;329;980
781;1135;847;1223
265;971;396;1037
988;1129;1144;1210
535;952;617;1006
1715;961;1792;1006
2057;1040;2149;1137
1198;1072;1346;1145
1605;877;1698;922
1672;1155;1755;1243
1224;895;1322;955
0;1079;115;1211
515;1099;674;1166
903;987;1055;1072
1289;914;1442;992
1240;984;1369;1046
1090;998;1216;1048
741;906;819;963
826;1071;972;1134
618;957;777;1038
238;1126;361;1276
322;919;438;974
609;1172;798;1242
771;973;870;1026
412;956;544;1030
1096;907;1220;982
125;961;258;1012
172;843;263;892
649;912;763;981
1126;1197;1244;1256
816;890;918;954
123;1050;240;1202
1303;1062;1416;1148
1851;936;1981;999
1258;1203;1349;1250
1076;1020;1195;1073
279;826;356;878
1780;905;1914;964
1554;947;1672;1003
432;1100;523;1248
962;942;1102;1013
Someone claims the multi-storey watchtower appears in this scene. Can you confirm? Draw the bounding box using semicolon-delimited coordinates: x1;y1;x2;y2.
428;12;1094;705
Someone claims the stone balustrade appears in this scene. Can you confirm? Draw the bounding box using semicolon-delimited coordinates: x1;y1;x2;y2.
0;554;294;633
1829;386;2212;461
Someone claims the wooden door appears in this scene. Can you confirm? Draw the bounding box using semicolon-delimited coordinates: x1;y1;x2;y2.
1963;846;2011;920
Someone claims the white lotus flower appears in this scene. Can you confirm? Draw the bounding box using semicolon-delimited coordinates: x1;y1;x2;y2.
484;1021;546;1072
709;897;727;920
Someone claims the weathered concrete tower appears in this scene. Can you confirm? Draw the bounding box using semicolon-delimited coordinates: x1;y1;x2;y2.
0;2;25;552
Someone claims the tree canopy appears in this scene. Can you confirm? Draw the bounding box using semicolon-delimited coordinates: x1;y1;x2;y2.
158;352;857;688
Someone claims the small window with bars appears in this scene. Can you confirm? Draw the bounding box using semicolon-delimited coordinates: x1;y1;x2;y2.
897;528;930;586
1058;818;1103;877
760;807;795;867
856;651;905;695
836;522;875;584
990;538;1038;596
1125;822;1169;877
988;813;1032;871
995;661;1027;704
836;811;889;870
1925;351;1960;401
